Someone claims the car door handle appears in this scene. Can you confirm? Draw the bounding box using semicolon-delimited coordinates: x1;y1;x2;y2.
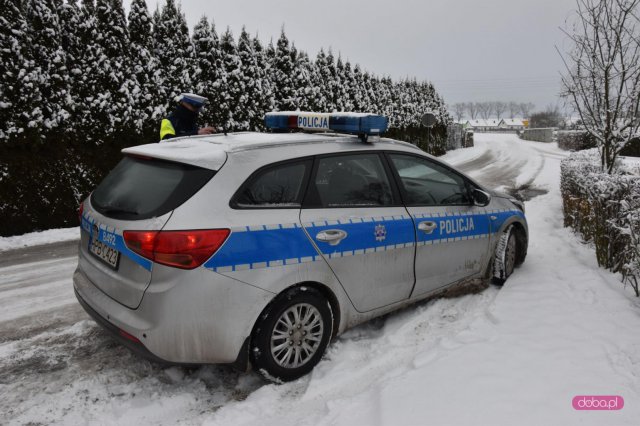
315;229;348;246
418;221;437;234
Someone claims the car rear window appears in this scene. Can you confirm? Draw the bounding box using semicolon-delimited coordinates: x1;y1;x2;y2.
91;156;216;220
232;160;311;208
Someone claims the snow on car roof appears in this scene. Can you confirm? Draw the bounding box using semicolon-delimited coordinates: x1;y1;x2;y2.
208;131;343;150
122;132;415;170
122;138;228;170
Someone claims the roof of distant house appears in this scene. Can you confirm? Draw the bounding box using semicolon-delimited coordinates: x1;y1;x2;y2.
499;118;525;126
465;119;501;127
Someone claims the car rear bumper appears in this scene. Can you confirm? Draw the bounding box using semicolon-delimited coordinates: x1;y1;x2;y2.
73;265;274;366
74;287;172;364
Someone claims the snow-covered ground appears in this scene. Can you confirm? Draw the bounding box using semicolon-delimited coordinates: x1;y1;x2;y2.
1;133;639;425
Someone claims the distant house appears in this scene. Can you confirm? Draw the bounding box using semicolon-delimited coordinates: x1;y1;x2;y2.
498;118;525;131
460;118;529;132
464;119;501;132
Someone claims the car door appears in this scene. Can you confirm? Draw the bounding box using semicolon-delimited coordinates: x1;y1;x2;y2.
387;152;491;297
300;152;415;312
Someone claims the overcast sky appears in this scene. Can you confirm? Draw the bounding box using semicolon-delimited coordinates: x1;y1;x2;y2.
125;0;578;112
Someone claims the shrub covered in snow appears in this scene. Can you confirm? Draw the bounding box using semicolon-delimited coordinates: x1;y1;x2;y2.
561;149;640;296
620;138;640;158
557;130;597;152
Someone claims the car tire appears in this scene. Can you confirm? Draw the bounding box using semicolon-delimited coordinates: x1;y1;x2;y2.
492;226;517;286
250;287;333;383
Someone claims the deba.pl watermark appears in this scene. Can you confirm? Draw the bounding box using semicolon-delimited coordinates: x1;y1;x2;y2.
572;395;624;410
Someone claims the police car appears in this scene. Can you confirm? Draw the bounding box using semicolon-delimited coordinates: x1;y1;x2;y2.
74;112;528;382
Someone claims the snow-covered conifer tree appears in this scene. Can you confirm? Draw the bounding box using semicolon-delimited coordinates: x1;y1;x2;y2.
69;0;106;144
324;50;340;112
273;29;296;110
252;35;275;127
219;27;243;130
128;0;161;138
398;79;417;127
192;17;225;129
340;60;356;111
334;56;349;112
24;0;70;140
153;0;193;103
312;49;331;112
352;64;370;112
237;27;261;130
293;50;316;111
57;0;86;139
367;74;382;114
379;76;397;126
93;0;133;136
0;0;42;144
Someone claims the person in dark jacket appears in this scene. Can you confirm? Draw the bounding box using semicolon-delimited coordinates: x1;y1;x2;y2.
160;93;216;140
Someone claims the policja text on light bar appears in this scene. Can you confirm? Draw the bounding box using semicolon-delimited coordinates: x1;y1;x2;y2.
264;111;389;141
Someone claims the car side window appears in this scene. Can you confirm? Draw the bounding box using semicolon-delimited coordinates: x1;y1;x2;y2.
306;153;395;208
233;160;310;208
389;154;471;206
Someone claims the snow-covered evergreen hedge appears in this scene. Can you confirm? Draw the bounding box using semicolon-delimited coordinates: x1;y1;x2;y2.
561;150;640;296
0;0;451;236
1;0;451;146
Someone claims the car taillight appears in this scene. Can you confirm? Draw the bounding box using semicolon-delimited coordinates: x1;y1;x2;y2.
123;229;230;270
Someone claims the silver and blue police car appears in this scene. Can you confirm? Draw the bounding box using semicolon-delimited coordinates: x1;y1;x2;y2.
73;112;528;382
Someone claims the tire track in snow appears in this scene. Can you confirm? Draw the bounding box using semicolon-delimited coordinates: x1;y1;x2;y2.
453;134;548;193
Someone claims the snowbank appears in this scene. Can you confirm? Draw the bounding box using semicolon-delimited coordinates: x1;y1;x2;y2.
0;227;79;252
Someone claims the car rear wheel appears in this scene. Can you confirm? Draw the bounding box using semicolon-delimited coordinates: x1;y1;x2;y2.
251;287;333;382
492;227;517;285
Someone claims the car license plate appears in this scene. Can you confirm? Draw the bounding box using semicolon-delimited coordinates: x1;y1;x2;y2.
89;225;120;269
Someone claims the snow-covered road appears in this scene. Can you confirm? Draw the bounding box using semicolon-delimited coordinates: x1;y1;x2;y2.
1;133;639;426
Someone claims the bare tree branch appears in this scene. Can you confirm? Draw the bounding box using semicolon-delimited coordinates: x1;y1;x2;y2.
558;0;640;173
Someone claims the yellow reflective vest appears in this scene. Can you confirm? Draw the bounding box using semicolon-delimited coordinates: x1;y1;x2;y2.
160;118;176;140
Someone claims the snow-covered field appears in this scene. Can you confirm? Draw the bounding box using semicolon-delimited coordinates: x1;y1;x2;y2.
1;133;639;425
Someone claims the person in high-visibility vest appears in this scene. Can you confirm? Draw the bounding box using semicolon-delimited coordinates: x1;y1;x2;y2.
160;93;216;140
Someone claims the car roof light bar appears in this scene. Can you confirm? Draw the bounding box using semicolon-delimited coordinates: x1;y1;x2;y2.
264;111;389;143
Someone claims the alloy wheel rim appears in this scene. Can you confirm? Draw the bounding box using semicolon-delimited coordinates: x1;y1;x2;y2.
270;303;324;369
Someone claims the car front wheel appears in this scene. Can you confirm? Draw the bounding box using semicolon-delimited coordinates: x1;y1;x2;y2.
250;287;333;382
492;226;517;285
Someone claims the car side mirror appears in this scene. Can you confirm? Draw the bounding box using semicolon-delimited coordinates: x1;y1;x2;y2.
472;188;491;207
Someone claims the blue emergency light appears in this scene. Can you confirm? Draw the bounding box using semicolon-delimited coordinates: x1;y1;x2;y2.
264;112;388;142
